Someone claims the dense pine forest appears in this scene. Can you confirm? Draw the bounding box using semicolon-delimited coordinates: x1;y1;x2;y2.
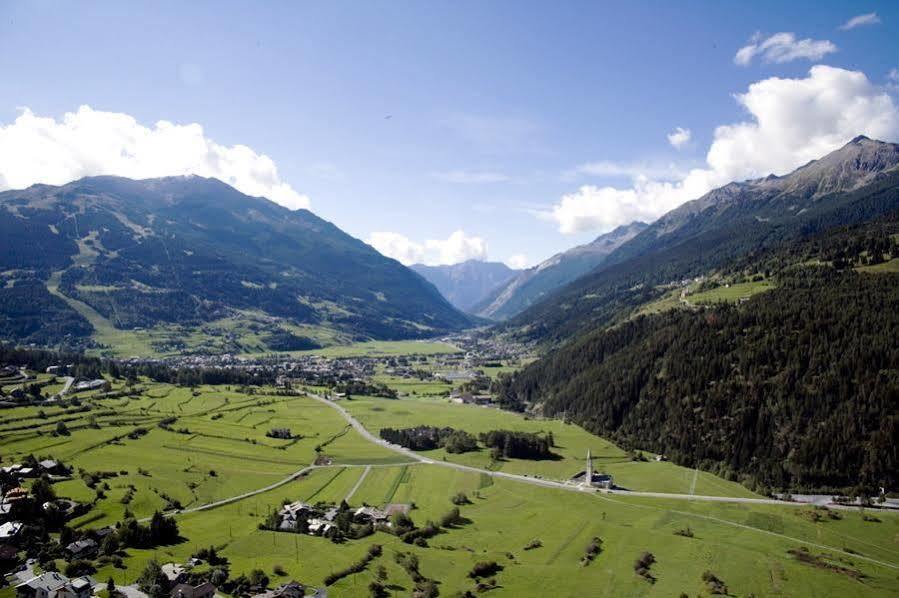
498;224;899;494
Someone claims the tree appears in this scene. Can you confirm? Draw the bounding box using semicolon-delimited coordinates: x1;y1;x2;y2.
106;577;117;598
137;560;168;598
31;476;56;504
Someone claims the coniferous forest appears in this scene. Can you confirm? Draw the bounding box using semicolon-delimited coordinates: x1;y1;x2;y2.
499;226;899;495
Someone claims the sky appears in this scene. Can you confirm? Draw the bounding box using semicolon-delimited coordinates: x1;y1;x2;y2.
1;1;898;268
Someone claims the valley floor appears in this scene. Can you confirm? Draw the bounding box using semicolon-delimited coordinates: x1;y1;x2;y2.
1;380;896;597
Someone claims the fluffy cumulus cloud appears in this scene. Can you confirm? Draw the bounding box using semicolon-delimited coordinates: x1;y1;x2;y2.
667;127;692;149
734;32;837;66
839;13;881;31
367;230;489;266
0;105;309;209
551;65;899;234
505;254;529;269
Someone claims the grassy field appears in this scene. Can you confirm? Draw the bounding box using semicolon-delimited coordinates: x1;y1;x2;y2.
3;379;897;596
857;257;899;273
687;280;774;304
341;395;760;498
88;464;899;597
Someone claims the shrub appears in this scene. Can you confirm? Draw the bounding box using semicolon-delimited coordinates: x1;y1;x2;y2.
451;492;471;505
634;551;656;583
468;561;503;579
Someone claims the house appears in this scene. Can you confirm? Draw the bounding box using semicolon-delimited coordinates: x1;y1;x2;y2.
170;582;216;598
39;460;67;475
306;519;333;535
4;487;28;500
161;563;188;585
64;539;98;559
253;581;306;598
0;521;23;540
15;573;93;598
353;506;387;523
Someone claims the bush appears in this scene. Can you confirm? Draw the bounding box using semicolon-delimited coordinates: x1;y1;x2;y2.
468;561;503;579
634;551;656;583
702;571;728;595
64;559;96;577
451;492;471;505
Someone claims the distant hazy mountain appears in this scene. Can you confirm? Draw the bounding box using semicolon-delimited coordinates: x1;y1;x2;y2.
0;175;471;349
504;135;899;344
474;221;648;320
410;260;520;313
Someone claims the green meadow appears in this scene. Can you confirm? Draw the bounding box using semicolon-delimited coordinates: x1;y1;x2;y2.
2;380;897;596
340;395;759;498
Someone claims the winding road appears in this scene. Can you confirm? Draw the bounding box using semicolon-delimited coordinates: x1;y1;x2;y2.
147;391;898;572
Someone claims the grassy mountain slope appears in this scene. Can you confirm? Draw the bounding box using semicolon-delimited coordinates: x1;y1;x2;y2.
0;175;471;351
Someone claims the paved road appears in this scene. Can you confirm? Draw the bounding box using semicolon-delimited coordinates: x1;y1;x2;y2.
303;392;868;509
145;391;898;572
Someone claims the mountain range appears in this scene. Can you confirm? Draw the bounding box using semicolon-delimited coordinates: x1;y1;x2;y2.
410;260;519;313
0;175;471;351
503;136;899;344
495;136;899;493
473;221;648;320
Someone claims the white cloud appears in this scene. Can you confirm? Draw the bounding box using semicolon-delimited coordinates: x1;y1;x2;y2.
550;65;899;234
667;127;692;149
888;68;899;92
839;13;881;30
734;32;837;66
506;254;529;269
367;230;489;266
564;160;689;181
0;105;310;210
431;170;510;184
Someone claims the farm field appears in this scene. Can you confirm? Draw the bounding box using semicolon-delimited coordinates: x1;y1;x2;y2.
687;279;773;304
340;395;760;498
2;379;897;597
90;464;899;597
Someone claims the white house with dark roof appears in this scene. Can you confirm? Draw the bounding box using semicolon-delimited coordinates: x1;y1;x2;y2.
15;572;93;598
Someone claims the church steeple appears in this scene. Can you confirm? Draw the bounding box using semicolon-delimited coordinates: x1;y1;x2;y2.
586;449;593;485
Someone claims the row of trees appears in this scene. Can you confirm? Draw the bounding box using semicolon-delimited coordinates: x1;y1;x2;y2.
379;426;477;453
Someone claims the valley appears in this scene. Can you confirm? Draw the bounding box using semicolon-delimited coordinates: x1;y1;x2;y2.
0;359;896;597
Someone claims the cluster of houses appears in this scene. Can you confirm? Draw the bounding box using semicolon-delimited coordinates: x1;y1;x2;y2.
276;500;410;536
0;460;73;546
159;559;308;598
449;388;494;406
15;571;94;598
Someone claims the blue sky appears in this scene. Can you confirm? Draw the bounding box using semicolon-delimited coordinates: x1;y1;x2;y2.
1;1;898;267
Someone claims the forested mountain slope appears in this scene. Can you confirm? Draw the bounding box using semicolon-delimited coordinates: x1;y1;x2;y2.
497;222;899;493
504;137;899;344
0;175;471;348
